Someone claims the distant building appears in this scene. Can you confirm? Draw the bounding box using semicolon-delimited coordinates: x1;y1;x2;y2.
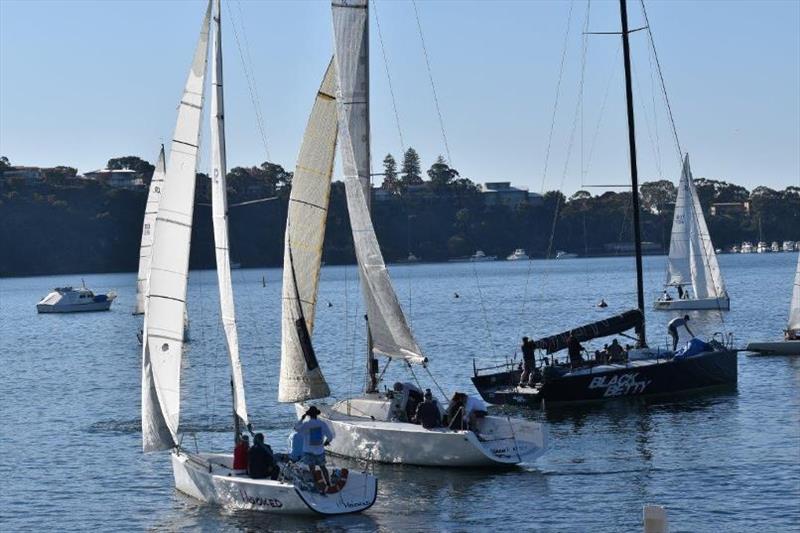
3;166;44;183
482;182;543;208
83;168;144;189
710;201;750;217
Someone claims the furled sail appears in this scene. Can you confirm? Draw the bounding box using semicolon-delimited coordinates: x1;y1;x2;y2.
278;59;337;403
141;0;211;452
332;0;426;365
789;252;800;332
210;0;248;425
134;146;166;315
665;155;726;299
533;310;644;354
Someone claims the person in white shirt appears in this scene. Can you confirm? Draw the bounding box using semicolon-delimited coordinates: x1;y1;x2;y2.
668;314;694;351
462;394;488;430
293;405;334;489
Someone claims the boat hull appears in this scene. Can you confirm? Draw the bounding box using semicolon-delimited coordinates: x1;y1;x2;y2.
36;301;113;313
472;349;738;407
171;451;377;515
745;341;800;356
653;296;730;311
297;402;547;467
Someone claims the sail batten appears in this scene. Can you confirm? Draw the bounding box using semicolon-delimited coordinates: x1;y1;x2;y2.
278;59;337;403
134;146;166;315
210;0;248;425
141;0;211;452
332;0;426;365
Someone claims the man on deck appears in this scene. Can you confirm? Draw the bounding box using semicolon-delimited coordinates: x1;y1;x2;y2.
414;389;442;429
668;314;695;351
520;336;536;387
567;335;584;367
247;433;279;480
294;405;334;490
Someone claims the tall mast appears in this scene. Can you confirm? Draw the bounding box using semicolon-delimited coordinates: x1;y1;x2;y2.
619;0;647;346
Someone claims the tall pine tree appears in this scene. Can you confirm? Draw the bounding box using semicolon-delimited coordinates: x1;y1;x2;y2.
400;147;423;187
382;153;400;194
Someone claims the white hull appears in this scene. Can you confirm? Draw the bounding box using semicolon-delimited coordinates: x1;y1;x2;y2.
37;300;113;313
171;450;377;515
297;399;547;467
745;341;800;356
654;295;730;311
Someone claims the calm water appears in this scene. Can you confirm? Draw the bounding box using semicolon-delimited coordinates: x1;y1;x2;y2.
1;253;798;532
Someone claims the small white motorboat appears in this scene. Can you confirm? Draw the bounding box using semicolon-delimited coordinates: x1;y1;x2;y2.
757;241;769;253
771;241;781;253
747;252;800;356
470;250;497;262
36;285;116;313
555;250;578;259
783;241;796;253
506;248;530;261
740;241;753;253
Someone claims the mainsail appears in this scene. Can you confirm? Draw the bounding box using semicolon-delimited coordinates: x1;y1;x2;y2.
141;0;211;452
533;310;644;354
665;155;726;299
789;252;800;332
278;59;337;403
332;0;426;365
210;0;248;425
134;146;166;315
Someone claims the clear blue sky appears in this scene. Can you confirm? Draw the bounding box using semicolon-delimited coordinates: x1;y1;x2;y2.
1;0;798;195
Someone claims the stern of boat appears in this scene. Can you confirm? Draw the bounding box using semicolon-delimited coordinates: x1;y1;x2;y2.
472;415;548;464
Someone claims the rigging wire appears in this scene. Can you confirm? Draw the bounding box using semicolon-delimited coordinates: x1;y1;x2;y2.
372;0;405;154
410;0;453;165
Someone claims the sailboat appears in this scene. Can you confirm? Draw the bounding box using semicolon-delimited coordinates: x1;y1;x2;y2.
471;0;737;407
142;0;376;514
655;157;729;311
746;252;800;355
286;0;546;467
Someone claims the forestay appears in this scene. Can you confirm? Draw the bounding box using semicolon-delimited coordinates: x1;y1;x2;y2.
278;59;337;403
141;1;211;452
332;0;426;365
134;146;166;315
210;0;248;425
789;253;800;331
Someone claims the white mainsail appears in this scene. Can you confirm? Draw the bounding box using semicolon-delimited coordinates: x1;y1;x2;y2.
665;155;726;299
332;0;426;365
789;253;800;332
278;60;338;403
210;0;248;425
134;146;166;315
142;0;211;452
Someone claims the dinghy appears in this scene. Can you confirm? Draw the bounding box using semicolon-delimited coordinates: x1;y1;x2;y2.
654;155;729;311
142;1;375;514
746;252;800;355
282;0;546;467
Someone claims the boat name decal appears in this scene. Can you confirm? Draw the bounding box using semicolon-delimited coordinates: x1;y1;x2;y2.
588;372;651;397
238;488;283;508
340;499;373;509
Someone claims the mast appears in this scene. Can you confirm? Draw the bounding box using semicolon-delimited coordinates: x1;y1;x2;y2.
619;0;647;346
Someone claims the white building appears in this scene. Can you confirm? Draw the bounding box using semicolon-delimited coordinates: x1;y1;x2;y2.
83;168;144;189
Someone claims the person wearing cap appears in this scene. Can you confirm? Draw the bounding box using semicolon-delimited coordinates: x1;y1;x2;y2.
248;433;279;480
294;406;334;489
232;433;249;470
414;389;442;429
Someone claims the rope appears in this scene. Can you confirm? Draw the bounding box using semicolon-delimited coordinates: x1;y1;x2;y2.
424;366;449;404
372;0;405;154
411;0;453;165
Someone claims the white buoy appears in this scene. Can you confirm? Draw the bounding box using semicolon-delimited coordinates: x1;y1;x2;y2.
643;504;668;533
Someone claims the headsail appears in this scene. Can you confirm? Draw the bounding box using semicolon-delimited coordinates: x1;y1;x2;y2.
278;59;337;403
141;0;211;452
332;0;426;365
134;146;166;315
789;252;800;332
210;0;248;425
665;160;691;288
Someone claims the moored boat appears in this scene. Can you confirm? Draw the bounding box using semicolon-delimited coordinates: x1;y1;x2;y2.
506;248;530;261
746;252;800;356
36;284;116;313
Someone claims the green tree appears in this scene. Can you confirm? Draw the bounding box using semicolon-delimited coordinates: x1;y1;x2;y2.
427;155;459;191
106;155;156;185
639;180;676;213
381;153;400;194
400;147;422;187
42;166;77;187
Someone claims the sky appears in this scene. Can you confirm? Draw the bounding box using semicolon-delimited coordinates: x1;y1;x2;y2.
1;0;798;195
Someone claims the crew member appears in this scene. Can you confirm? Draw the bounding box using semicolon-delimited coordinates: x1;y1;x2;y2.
668;314;695;351
567;335;584;367
248;433;279;480
233;434;249;471
520;336;536;386
607;338;625;363
294;406;334;489
414;389;442;429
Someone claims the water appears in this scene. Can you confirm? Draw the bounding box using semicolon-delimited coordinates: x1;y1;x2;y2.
1;253;798;532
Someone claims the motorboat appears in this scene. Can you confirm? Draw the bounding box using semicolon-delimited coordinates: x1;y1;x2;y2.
771;241;781;253
746;252;800;356
36;285;116;313
470;250;497;262
783;241;796;252
555;251;578;259
757;241;769;253
740;242;753;253
506;248;530;261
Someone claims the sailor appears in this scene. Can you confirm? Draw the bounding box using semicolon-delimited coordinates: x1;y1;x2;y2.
393;382;424;421
520;336;536;386
668;314;695;351
462;394;488;431
233;434;249;470
414;389;442;429
676;285;685;299
294;406;334;489
567;335;584;367
607;339;625;363
446;392;467;430
662;290;672;301
247;433;279;480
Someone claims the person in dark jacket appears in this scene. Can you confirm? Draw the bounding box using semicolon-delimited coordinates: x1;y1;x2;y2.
248;433;279;480
567;335;584;367
519;337;536;387
414;389;442;429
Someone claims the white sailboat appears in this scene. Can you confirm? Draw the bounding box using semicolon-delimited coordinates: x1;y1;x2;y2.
143;1;376;514
134;146;166;315
655;155;730;311
746;252;800;355
291;0;547;467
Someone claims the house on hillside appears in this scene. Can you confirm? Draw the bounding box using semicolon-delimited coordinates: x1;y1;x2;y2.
83;168;144;189
482;182;543;208
710;201;750;217
3;166;44;183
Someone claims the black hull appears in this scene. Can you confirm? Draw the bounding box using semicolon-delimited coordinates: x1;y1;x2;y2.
472;350;738;408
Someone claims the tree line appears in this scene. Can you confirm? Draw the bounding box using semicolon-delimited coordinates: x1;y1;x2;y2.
0;152;797;277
